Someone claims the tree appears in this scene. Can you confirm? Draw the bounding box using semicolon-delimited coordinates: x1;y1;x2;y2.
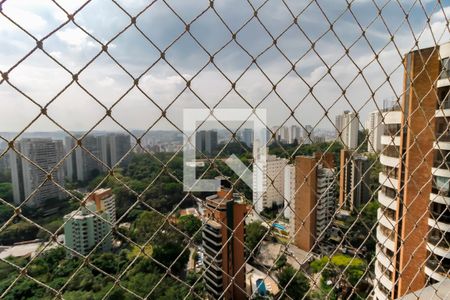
0;183;13;202
245;221;267;255
177;215;201;243
152;232;189;275
277;264;310;300
310;254;367;299
0;205;13;224
0;221;39;245
275;254;287;270
132;211;165;244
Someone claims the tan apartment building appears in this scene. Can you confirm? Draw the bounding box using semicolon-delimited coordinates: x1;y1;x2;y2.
375;43;450;299
291;153;336;253
202;185;248;300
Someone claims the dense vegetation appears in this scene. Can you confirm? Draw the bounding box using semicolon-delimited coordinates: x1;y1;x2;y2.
0;247;200;300
310;254;368;299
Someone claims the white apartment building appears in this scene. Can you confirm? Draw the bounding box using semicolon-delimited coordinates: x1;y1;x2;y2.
87;188;117;225
335;111;359;149
283;164;295;220
315;167;337;240
10;138;65;207
64;201;112;256
366;110;384;153
253;153;289;214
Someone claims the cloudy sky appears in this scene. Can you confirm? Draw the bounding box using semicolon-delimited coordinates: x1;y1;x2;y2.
0;0;449;135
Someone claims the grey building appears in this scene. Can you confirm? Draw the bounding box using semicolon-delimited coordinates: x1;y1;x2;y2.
339;149;371;211
65;133;131;182
10;138;65;207
240;128;253;147
196;130;218;155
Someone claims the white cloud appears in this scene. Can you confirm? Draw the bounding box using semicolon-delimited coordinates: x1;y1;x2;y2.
98;77;115;87
56;28;90;48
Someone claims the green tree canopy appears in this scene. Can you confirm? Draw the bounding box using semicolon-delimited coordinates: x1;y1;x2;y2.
277;264;310;300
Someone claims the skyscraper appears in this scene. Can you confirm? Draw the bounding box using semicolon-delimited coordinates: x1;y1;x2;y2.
291;153;336;253
290;125;301;144
240;128;253;147
252;153;289;214
367;110;384;153
202;184;248;300
339;149;371;212
196;130;218;155
10;138;65;207
65;133;131;182
374;43;450;299
304;125;314;144
335;110;359;149
109;133;131;167
283;164;295;220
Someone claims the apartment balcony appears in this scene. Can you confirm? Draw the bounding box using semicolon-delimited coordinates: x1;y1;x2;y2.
204;226;222;239
381;135;401;146
379;172;398;189
374;261;394;291
378;208;396;230
431;167;450;178
428;217;450;233
373;285;390;300
435;132;450;143
376;244;395;272
437;74;450;88
429;203;450;224
427;241;450;259
433;159;450;172
435;108;450;118
424;259;450;282
205;265;223;280
376;226;396;252
204;256;223;272
382;111;402;124
205;276;223;296
434;140;450;151
430;191;450;205
380;154;400;168
202;233;223;248
378;190;397;211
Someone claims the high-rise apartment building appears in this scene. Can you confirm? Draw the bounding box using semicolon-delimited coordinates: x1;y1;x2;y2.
196;130;218;155
339;149;371;212
109;133;131;166
290;125;302;144
291;153;336;253
64;188;115;257
335;110;359;149
280;126;290;144
10;138;65;207
283;164;295;220
303;125;314;144
65;133;131;182
202;185;248;300
253;153;289;213
367;110;384;153
86;188;116;225
240;128;253;147
63;200;112;256
374;44;450;299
